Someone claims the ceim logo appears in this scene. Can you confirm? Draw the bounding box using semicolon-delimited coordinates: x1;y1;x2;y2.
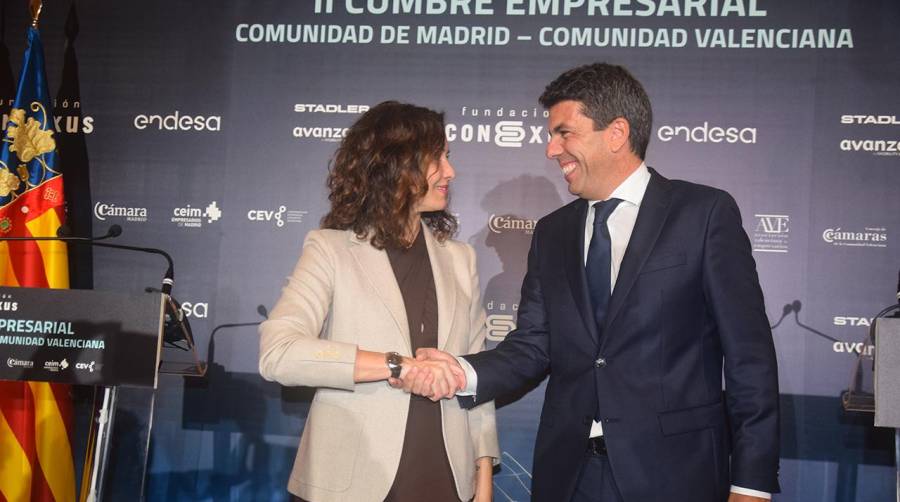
488;214;537;234
94;202;148;222
171;202;222;228
133;111;222;131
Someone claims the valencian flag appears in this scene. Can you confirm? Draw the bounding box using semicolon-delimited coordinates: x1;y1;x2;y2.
0;26;76;502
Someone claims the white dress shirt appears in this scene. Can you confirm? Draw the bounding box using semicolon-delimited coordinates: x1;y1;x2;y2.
457;162;769;499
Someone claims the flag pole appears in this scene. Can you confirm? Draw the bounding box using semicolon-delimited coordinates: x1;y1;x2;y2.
30;0;42;28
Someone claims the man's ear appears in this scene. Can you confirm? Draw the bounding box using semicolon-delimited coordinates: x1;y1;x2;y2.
606;117;631;153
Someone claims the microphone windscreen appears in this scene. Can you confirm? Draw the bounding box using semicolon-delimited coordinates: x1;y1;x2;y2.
108;224;123;237
56;225;72;238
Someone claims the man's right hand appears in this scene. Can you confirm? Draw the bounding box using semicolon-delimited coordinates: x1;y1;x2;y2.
387;348;466;401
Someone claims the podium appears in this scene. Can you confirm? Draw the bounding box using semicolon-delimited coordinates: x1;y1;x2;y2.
0;286;206;501
843;313;900;501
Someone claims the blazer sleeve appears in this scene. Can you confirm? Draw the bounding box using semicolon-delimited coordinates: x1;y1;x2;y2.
702;191;780;493
461;244;501;464
462;221;552;406
258;231;358;390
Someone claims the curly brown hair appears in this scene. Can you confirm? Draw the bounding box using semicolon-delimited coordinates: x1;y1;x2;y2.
321;101;458;249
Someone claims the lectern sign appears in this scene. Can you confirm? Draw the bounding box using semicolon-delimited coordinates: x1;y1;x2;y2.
0;287;165;388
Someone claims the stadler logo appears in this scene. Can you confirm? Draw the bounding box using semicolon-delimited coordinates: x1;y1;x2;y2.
752;214;789;253
489;214;537;234
657;122;757;144
171;202;222;228
822;227;887;248
834;316;874;327
294;103;369;114
75;361;97;373
134;111;222;132
247;206;307;228
840;115;900;125
94;202;148;223
7;358;33;369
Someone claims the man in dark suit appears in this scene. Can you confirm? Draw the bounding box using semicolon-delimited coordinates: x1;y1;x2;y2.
411;63;780;502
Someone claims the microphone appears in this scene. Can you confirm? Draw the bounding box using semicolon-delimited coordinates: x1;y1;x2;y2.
58;225;175;296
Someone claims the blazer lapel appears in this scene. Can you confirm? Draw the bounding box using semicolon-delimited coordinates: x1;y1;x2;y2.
347;232;412;355
603;169;672;335
423;226;456;351
563;199;601;347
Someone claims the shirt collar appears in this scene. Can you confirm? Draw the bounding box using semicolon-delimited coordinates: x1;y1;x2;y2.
588;162;650;208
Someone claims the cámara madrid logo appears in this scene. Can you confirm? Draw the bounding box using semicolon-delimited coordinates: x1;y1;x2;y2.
134;111;222;132
94;202;148;223
488;214;537;234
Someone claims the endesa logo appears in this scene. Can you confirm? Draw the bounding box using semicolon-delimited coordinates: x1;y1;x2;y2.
134;110;222;132
657;122;757;144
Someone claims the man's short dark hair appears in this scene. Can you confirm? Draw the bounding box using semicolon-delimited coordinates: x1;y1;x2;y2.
539;63;652;160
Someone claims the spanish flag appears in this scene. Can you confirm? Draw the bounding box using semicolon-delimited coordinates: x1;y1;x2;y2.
0;26;76;502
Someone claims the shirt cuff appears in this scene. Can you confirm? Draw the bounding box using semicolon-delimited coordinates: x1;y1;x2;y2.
730;485;771;499
454;356;478;395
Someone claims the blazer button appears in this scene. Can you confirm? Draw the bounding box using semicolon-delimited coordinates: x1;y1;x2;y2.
594;357;607;368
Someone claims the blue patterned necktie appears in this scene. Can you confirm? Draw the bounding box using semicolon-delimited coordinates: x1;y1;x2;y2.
585;198;622;328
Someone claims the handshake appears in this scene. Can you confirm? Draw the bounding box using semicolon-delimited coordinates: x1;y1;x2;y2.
388;348;468;402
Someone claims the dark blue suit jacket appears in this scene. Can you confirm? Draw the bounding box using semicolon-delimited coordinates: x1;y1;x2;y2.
463;168;779;502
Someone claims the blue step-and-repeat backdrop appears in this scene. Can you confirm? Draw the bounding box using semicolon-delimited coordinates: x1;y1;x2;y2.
2;1;898;500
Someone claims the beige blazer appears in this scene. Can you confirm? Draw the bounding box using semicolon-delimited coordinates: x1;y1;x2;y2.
259;226;499;502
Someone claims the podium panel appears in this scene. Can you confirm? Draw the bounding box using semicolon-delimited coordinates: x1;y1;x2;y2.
0;286;165;388
874;317;900;428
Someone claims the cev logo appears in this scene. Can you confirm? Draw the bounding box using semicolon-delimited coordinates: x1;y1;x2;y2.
248;206;287;227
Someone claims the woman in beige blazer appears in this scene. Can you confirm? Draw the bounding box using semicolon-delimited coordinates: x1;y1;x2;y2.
259;101;499;502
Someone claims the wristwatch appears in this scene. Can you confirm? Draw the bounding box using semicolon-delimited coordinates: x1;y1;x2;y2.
386;351;403;379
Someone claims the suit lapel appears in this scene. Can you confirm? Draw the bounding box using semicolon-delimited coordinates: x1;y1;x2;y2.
563;199;601;347
603;169;672;336
422;226;456;351
347;232;412;355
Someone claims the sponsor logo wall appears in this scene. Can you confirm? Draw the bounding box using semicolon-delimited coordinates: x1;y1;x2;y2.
3;2;897;501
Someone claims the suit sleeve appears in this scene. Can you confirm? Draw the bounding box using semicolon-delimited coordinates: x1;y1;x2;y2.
258;231;358;390
702;191;780;493
461;244;501;464
462;221;552;406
